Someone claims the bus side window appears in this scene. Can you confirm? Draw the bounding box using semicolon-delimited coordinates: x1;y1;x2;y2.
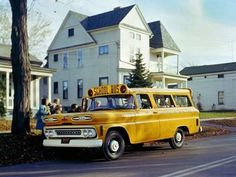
136;94;152;109
154;95;175;108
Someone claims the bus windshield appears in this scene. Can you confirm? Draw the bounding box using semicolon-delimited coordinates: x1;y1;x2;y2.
88;94;135;111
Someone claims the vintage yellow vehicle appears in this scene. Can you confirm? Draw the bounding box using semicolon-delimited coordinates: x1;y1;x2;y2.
43;84;201;160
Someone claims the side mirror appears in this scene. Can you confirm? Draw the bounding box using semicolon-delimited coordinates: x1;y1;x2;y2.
81;98;88;112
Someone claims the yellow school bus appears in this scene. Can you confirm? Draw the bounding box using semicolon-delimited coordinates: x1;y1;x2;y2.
43;84;201;160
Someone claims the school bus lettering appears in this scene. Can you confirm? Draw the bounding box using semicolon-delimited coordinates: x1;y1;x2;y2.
43;84;201;160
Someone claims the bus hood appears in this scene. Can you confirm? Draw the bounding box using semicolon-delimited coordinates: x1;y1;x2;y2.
43;110;135;126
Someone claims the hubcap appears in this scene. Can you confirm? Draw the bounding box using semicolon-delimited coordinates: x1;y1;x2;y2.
110;140;119;152
176;132;182;142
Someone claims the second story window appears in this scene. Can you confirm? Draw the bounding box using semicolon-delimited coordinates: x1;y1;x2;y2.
130;32;135;39
68;28;74;37
136;34;141;40
77;50;83;67
129;47;135;63
63;53;68;69
53;82;58;94
99;45;109;55
53;54;58;62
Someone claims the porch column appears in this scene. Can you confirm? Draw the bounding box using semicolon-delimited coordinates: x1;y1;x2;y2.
36;78;40;108
183;80;187;88
48;76;52;102
6;72;9;108
177;55;179;75
162;76;166;88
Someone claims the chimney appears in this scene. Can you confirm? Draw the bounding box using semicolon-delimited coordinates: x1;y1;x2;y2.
113;6;121;10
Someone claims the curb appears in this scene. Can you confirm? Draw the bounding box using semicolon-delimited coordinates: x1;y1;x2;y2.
201;117;236;122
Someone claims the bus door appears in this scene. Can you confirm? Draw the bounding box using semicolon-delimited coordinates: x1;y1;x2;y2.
134;94;159;143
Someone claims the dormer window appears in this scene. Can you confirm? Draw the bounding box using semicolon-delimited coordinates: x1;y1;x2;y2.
99;45;109;55
68;28;74;37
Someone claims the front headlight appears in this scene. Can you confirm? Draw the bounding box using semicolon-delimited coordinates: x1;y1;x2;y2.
82;129;96;138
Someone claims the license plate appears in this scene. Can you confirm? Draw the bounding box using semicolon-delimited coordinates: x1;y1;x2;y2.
61;138;70;144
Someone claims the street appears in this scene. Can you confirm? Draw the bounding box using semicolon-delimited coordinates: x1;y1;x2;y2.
0;133;236;177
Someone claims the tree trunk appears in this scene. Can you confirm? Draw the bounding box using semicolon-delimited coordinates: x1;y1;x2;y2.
9;0;31;135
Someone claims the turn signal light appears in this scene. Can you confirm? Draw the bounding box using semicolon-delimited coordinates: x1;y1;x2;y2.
120;85;127;93
88;89;93;96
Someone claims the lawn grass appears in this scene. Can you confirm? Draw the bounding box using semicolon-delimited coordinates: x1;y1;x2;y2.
200;111;236;119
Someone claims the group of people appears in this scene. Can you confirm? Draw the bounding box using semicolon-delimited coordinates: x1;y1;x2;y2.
35;98;81;131
35;98;62;130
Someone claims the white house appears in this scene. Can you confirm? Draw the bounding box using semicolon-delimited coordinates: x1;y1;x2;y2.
180;62;236;111
0;44;55;116
47;4;188;110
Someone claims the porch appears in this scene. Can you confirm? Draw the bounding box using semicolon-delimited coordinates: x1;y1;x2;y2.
0;62;54;116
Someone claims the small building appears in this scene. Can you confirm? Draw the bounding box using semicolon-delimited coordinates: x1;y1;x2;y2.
180;62;236;111
47;4;188;109
0;44;55;116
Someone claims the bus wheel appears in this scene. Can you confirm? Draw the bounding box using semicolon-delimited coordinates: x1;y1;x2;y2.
169;128;185;149
103;131;125;160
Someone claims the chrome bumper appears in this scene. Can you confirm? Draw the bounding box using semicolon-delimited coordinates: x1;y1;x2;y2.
43;139;103;148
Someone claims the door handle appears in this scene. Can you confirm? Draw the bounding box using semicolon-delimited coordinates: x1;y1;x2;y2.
153;111;158;114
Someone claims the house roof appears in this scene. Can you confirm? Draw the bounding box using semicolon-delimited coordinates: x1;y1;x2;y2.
148;21;180;52
81;5;135;31
180;62;236;76
0;44;42;66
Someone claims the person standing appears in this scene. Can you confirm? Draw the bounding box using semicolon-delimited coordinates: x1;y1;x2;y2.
50;98;62;114
36;98;51;131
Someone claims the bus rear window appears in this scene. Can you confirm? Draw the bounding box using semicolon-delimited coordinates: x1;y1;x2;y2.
173;95;192;107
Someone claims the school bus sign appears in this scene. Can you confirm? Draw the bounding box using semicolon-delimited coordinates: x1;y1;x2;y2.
88;84;129;97
43;84;201;160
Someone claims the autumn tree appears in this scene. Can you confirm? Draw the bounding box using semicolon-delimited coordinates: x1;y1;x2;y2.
127;53;152;88
9;0;31;135
0;2;51;57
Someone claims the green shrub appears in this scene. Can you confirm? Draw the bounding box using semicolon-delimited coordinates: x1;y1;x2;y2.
0;101;6;117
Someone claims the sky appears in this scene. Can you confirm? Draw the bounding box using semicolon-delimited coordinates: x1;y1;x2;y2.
3;0;236;69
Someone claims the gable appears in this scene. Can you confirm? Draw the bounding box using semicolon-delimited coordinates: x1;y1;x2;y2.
48;11;95;51
120;6;151;33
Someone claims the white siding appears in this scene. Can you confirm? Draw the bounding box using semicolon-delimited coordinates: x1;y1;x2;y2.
49;29;119;107
119;27;150;70
48;12;94;51
121;7;147;30
188;72;236;111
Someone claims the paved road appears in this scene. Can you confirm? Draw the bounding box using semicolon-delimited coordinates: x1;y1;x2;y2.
0;133;236;177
